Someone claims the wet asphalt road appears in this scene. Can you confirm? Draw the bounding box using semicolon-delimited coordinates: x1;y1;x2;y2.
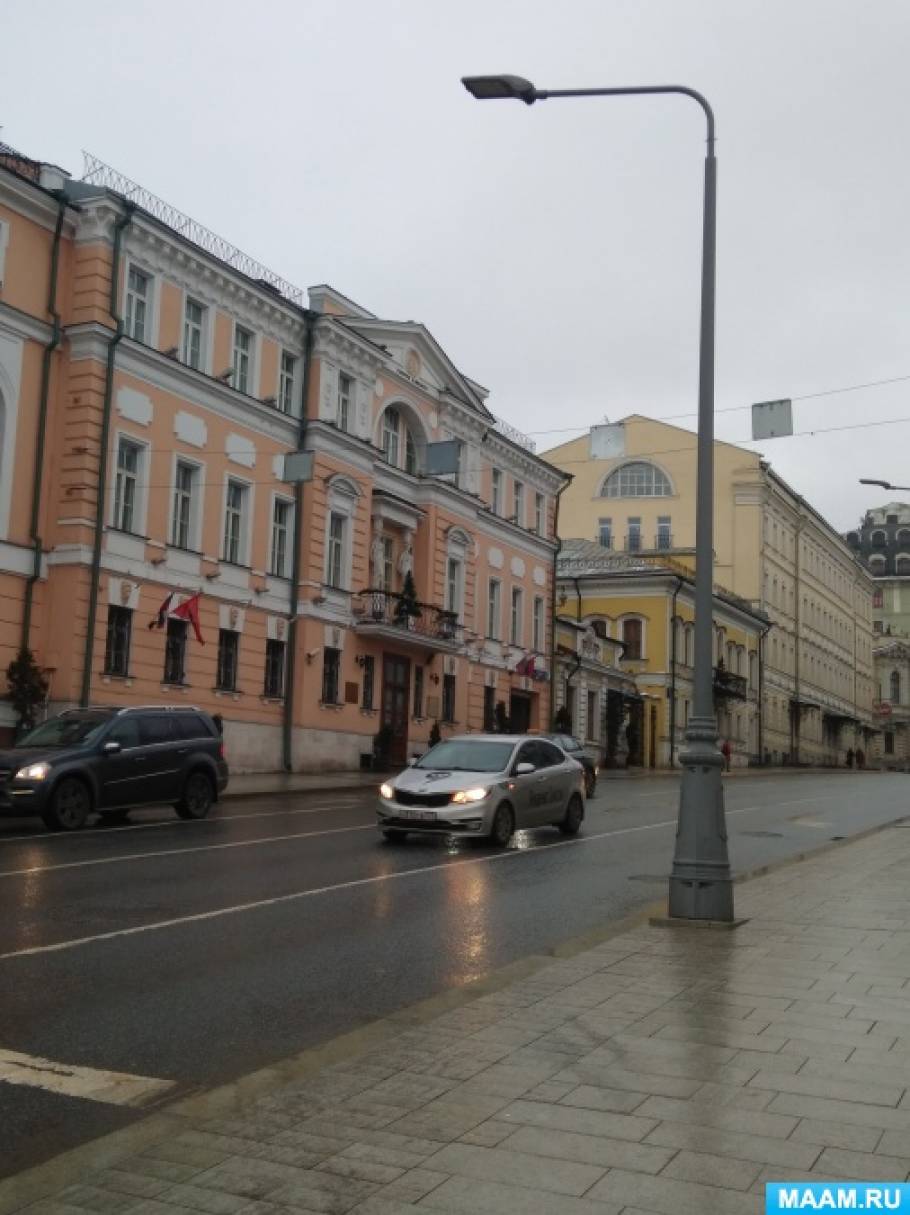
0;771;907;1179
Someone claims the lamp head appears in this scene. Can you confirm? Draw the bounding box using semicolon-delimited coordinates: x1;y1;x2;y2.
461;74;539;105
859;479;892;489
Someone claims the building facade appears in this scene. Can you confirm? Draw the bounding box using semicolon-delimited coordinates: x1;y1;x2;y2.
552;613;633;768
870;638;910;769
555;542;767;769
0;146;567;766
546;417;877;766
845;503;910;639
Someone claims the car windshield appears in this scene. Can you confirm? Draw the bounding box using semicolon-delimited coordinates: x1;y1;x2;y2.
16;713;111;749
414;740;515;773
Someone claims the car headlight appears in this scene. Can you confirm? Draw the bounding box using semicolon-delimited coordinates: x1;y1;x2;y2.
15;762;50;781
451;787;489;804
379;782;394;799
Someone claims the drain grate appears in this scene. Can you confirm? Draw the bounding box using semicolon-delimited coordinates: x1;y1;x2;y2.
740;830;784;838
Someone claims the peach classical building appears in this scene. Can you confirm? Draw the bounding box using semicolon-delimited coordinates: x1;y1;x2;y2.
0;146;567;768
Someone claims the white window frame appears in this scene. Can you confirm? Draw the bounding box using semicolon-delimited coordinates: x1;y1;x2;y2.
279;350;297;415
534;492;545;536
323;476;360;592
513;481;525;528
381;406;401;466
337;371;353;431
169;455;204;551
491;468;502;515
123;261;155;345
326;511;347;588
222;475;253;566
269;494;294;578
510;586;524;646
232;323;256;396
532;596;544;652
110;431;150;535
182;296;207;371
488;578;502;640
446;556;463;617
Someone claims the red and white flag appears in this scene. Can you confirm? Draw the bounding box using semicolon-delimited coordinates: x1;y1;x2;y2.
148;591;175;630
172;592;205;645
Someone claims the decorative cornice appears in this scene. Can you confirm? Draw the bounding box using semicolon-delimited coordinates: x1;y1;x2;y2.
0;169;78;234
0;302;53;345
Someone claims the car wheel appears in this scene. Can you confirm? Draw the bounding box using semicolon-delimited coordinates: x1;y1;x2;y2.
559;793;584;836
490;803;515;848
43;777;91;832
381;829;408;843
584;768;596;799
176;771;214;820
99;809;131;826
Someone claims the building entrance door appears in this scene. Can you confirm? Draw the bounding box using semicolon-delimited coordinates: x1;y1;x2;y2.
382;654;411;766
509;692;532;734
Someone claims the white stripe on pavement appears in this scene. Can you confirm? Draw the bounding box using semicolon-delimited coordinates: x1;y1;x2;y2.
0;809;756;962
0;822;378;878
0;1048;174;1106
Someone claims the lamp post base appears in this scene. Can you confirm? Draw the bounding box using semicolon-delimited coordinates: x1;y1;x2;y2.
668;715;734;922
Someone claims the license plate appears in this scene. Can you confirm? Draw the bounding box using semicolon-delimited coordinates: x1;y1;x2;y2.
399;808;437;821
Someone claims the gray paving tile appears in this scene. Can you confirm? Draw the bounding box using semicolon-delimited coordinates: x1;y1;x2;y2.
790;1118;883;1152
503;1125;674;1174
633;1095;797;1138
417;1174;623;1214
643;1118;821;1169
747;1069;904;1107
496;1098;657;1141
367;1166;449;1204
559;1085;651;1114
660;1149;762;1192
587;1168;763;1215
877;1130;910;1157
766;1091;910;1132
816;1146;910;1181
423;1142;605;1196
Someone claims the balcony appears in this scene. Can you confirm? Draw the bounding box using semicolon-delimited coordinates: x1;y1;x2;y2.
352;589;464;653
624;534;643;554
654;532;673;551
713;665;748;701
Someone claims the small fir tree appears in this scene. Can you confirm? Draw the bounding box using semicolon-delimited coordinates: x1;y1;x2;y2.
429;719;442;748
6;648;49;737
397;570;422;620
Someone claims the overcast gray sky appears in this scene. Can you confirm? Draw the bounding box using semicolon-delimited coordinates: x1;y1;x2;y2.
6;0;909;532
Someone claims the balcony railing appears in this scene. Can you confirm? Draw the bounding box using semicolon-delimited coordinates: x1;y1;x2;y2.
655;532;673;550
352;589;463;647
624;534;642;553
713;665;748;701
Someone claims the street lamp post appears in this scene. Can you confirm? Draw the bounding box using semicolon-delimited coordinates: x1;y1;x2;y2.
463;74;733;921
860;479;910;492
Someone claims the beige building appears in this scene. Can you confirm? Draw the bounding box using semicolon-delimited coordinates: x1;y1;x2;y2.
870;638;909;769
547;417;877;766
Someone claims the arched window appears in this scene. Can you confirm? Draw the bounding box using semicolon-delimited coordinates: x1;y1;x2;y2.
869;554;887;573
896;554;910;575
891;670;901;704
897;528;910;546
621;617;643;660
380;405;421;474
601;461;672;498
871;530;888;546
405;427;417;475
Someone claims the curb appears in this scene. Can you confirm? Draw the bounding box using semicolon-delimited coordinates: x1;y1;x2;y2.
2;811;907;1211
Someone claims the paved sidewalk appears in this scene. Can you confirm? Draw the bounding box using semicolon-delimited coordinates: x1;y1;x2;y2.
8;821;910;1213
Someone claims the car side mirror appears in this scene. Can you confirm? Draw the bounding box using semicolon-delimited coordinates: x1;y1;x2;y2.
514;762;535;776
102;740;122;755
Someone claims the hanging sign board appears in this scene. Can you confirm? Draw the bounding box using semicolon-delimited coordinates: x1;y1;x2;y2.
751;399;793;440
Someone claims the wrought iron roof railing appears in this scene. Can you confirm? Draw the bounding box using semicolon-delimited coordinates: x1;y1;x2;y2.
81;152;306;307
491;416;536;453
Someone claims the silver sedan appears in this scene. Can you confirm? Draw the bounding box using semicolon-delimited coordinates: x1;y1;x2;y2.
377;734;586;846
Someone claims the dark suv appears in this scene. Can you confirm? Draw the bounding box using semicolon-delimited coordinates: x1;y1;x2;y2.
0;705;229;831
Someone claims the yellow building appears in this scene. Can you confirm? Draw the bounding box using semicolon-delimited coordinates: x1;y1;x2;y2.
556;541;768;768
547;417;877;766
552;615;633;765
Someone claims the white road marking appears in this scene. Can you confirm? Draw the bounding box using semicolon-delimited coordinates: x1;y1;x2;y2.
0;1048;174;1106
0;808;755;962
0;822;378;878
0;799;371;844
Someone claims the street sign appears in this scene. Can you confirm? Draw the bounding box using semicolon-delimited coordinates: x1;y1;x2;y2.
282;451;314;483
752;399;793;440
590;423;626;459
426;440;461;475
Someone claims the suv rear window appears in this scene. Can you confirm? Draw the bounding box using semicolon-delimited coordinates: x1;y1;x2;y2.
175;714;214;741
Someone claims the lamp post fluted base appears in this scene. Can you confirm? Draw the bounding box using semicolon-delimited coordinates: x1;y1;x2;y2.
668;714;734;922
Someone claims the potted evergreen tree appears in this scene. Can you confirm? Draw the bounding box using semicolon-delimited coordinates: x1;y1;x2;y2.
6;648;49;740
396;570;422;629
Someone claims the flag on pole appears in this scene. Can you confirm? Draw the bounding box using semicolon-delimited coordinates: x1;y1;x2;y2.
514;654;536;677
172;592;204;645
148;591;175;630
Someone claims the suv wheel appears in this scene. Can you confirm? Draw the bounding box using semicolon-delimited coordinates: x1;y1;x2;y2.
490;803;515;848
559;793;584;836
43;777;91;832
176;771;214;820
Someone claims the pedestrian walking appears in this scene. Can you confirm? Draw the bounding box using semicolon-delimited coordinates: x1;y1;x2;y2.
856;747;866;770
721;739;732;772
846;748;854;769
